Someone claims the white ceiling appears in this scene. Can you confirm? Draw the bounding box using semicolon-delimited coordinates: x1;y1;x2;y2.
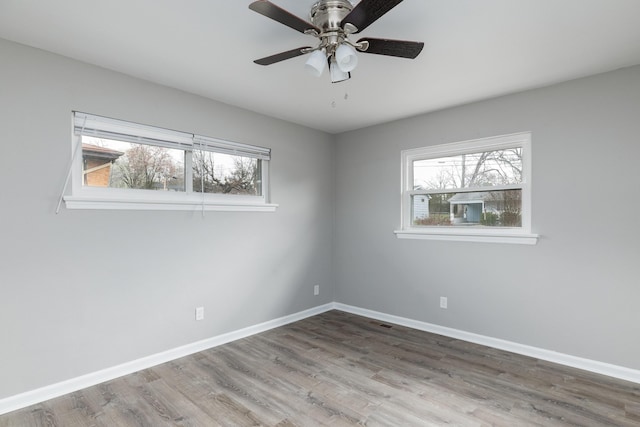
1;0;640;134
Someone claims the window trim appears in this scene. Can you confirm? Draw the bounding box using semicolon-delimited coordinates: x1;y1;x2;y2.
64;112;277;212
395;132;538;244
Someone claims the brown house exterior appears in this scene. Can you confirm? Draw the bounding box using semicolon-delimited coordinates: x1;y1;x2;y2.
82;143;123;187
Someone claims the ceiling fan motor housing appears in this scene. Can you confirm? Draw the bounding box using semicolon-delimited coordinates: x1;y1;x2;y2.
310;0;353;31
310;0;354;53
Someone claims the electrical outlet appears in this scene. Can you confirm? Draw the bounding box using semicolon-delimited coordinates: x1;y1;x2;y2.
440;297;448;309
314;285;319;296
195;306;204;320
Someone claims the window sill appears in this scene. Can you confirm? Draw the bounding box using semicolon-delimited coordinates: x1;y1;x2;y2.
63;196;278;212
394;229;539;245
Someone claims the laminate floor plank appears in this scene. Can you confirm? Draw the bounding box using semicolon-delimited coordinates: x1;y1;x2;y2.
133;378;215;426
96;377;179;426
180;353;287;425
1;405;50;427
37;389;102;427
2;310;639;426
148;363;227;426
198;349;330;426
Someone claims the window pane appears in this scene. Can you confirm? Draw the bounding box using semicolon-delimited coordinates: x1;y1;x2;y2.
411;189;522;227
82;136;185;191
413;148;522;190
192;150;261;196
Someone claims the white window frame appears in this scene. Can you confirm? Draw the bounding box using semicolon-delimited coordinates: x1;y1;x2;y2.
64;112;277;212
394;132;538;244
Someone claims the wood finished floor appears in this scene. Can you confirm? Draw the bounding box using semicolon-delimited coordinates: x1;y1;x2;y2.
2;310;639;426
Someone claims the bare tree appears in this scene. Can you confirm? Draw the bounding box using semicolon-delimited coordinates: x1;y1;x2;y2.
192;150;217;193
227;157;260;195
113;145;178;190
462;149;522;188
192;151;259;195
419;148;522;191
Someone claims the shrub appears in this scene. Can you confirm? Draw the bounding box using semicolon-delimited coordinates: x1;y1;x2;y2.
480;212;499;226
501;211;522;227
414;214;451;226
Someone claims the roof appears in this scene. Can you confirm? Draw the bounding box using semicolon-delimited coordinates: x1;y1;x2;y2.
448;191;521;204
82;143;124;160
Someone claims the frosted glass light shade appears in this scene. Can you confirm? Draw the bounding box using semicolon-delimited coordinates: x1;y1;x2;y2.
330;58;350;83
304;50;327;77
335;43;358;72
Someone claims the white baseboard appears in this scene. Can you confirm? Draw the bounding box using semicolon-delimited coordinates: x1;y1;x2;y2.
3;301;639;416
0;303;334;416
333;302;640;385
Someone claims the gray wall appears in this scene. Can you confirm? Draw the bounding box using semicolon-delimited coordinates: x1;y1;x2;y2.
334;65;640;371
0;39;335;399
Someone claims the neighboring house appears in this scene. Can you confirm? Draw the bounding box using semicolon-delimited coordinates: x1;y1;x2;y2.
82;143;123;187
412;194;430;220
448;191;521;224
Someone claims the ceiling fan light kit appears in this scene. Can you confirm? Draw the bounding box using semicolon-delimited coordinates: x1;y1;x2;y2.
249;0;424;83
329;56;351;83
335;43;358;72
304;48;328;77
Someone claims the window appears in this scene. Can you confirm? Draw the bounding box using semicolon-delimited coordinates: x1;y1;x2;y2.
395;132;538;244
64;112;276;211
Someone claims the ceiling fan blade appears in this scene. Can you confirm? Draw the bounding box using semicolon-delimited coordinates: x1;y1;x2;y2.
357;38;424;59
342;0;404;33
254;47;312;66
249;1;320;34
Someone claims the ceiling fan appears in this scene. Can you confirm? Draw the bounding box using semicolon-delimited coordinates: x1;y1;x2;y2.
248;0;424;83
